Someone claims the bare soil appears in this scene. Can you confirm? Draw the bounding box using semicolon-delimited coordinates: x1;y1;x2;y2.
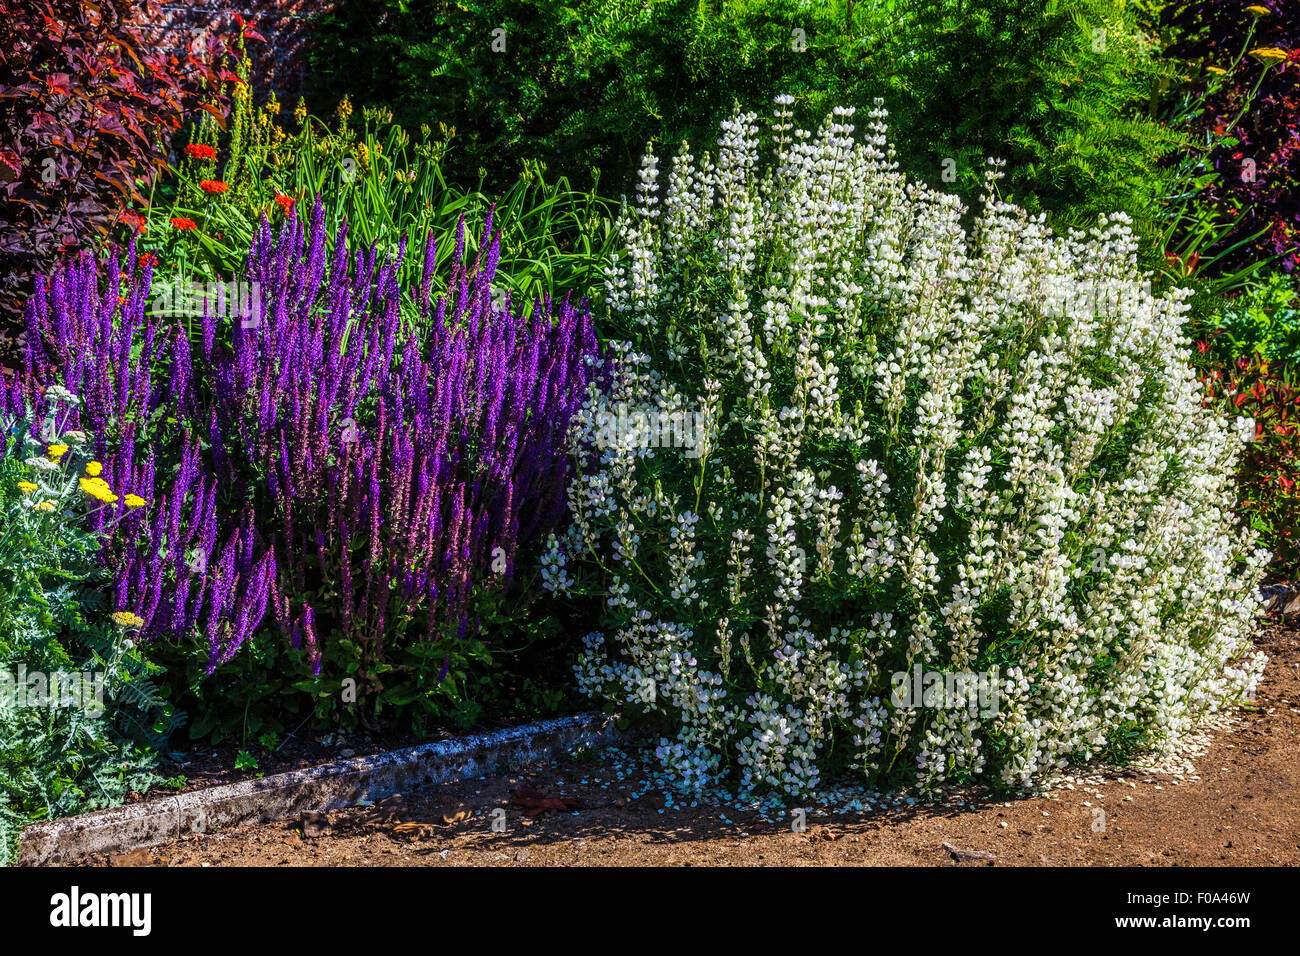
81;623;1300;867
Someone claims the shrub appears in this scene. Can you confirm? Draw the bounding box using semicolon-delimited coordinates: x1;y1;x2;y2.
308;0;1184;243
543;99;1268;796
1217;357;1300;573
1194;271;1300;365
10;204;597;737
0;387;172;864
0;0;232;337
1197;350;1300;577
1186;269;1300;578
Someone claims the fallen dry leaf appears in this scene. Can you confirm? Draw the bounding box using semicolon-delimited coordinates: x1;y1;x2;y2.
441;807;472;825
392;821;436;841
360;793;406;824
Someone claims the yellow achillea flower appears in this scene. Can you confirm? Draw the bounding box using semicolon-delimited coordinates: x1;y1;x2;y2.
1249;47;1290;64
34;500;56;513
1247;5;1272;16
124;494;147;508
17;481;37;493
46;444;69;459
80;476;119;504
85;461;103;477
1206;65;1227;75
112;611;144;628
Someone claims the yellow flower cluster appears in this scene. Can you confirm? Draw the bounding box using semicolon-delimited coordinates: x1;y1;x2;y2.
34;500;56;513
46;443;69;460
85;461;103;477
111;611;144;628
80;476;118;504
17;481;37;493
1249;47;1290;64
124;494;147;509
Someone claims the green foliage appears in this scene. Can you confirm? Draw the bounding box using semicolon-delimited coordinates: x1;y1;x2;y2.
1192;272;1300;576
234;750;258;771
137;63;616;316
0;394;175;865
1200;272;1300;367
308;0;1185;246
149;556;581;745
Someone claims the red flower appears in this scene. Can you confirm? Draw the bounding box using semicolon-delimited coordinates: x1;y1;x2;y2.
138;253;158;270
185;143;217;161
199;180;229;194
170;217;197;230
274;193;295;213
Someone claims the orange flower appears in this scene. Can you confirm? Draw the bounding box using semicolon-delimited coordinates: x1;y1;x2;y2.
170;217;197;230
199;180;229;194
185;143;217;161
273;193;295;213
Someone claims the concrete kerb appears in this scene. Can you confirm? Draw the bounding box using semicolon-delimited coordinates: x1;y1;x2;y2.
18;711;623;865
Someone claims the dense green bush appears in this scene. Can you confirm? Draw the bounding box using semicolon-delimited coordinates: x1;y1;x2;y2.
309;0;1185;245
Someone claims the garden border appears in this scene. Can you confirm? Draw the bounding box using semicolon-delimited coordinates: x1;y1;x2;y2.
17;711;623;866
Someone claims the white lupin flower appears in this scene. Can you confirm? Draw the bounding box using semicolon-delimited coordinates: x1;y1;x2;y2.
556;98;1268;798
